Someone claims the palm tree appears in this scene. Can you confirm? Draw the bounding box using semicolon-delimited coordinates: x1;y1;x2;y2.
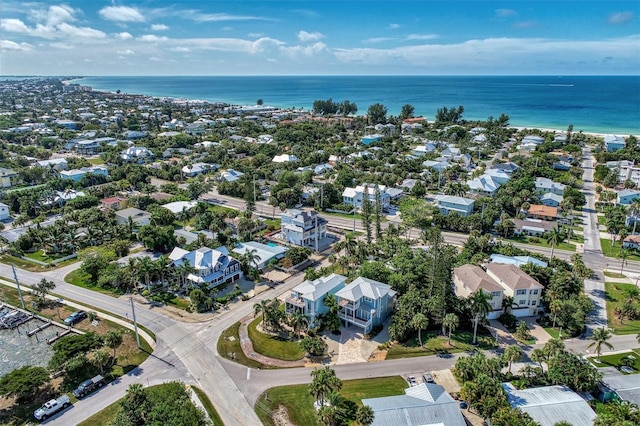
545;227;566;260
254;299;270;331
411;313;428;347
91;349;110;374
501;296;517;315
442;313;459;346
242;248;260;273
587;327;614;359
542;338;565;358
550;299;563;329
530;348;546;372
618;249;630;274
503;344;524;374
309;366;342;407
103;330;123;366
288;312;309;340
469;290;492;345
137;256;155;290
356;405;375;426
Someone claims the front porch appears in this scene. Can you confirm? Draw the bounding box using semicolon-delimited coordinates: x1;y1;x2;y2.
338;299;373;333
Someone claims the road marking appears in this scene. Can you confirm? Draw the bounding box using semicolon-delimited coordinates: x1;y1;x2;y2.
247;368;251;380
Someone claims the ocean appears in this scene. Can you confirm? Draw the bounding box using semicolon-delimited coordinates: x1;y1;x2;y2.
73;75;640;135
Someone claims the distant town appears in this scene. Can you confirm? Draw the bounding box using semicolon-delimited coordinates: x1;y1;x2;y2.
0;76;638;426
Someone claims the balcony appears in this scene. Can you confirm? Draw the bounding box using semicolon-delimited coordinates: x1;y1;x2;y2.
338;310;372;331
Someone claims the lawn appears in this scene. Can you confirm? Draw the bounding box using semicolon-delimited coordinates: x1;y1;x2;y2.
598;215;607;227
385;329;497;360
217;321;270;369
248;316;305;361
604;282;640;335
600;239;640;261
603;271;627;279
87;158;104;165
255;376;407;426
543;327;563;340
588;350;640;373
507;235;576;252
24;249;70;262
192;386;224;426
65;269;124;296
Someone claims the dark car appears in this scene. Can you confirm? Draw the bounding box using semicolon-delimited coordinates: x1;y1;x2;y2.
73;375;105;398
63;310;87;326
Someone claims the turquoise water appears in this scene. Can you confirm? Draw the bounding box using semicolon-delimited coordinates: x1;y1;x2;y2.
73;75;640;134
267;242;278;247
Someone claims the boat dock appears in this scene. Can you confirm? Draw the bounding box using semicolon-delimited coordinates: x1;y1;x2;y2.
0;308;34;329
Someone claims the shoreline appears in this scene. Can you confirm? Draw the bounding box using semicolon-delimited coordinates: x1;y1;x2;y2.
69;77;639;137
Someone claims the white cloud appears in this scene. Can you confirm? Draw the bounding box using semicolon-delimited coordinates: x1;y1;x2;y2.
1;39;33;51
608;11;634;25
99;6;145;23
57;23;106;39
388;23;401;30
405;34;439;41
1;18;30;33
117;49;135;55
363;37;397;44
151;23;169;31
170;47;191;52
281;42;327;57
297;30;324;42
116;32;134;40
495;9;517;18
188;12;271;22
29;4;77;26
248;32;264;38
138;34;168;42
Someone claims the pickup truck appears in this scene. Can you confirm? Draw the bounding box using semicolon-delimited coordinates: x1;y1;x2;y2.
73;375;105;398
33;394;70;421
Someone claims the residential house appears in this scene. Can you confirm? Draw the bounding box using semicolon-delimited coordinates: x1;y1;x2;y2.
511;218;557;236
540;193;563;208
553;161;572;171
162;201;198;215
362;383;466;426
334;277;396;334
220;169;244;182
422;159;451;172
599;368;640;406
42;190;85;207
606;160;640;185
622;235;640;250
100;197;127;210
526;204;558;221
342;184;391;210
0;168;18;188
503;383;597;426
0;202;10;221
121;146;153;162
284;273;347;326
453;265;503;319
169;246;242;288
490;254;548;268
411;143;436;157
535;177;566;196
490;162;520;174
313;163;333;175
484;169;512;184
74;139;102;154
115;207;152;227
59;166;109;182
35;158;68;170
467;174;501;196
434;194;475;217
280;209;327;249
616;189;640;206
604;135;626;152
123;130;147;140
272;154;298;163
486;263;543;316
182;163;216;177
232;241;287;270
440;146;461;159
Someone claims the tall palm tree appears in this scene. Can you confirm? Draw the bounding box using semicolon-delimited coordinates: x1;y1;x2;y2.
469;290;491;344
530;348;546;372
501;296;517;315
288;312;309;340
356;405;375;426
618;249;630;274
443;313;459;346
254;299;271;331
309;366;342;407
137;256;155;290
545;227;566;260
503;344;524;374
587;327;614;359
542;338;565;358
411;313;428;347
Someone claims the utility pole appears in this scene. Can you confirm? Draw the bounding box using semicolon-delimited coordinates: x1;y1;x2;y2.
11;264;25;310
130;297;141;349
353;202;357;232
315;214;319;252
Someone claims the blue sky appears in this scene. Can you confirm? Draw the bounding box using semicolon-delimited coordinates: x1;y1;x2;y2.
1;1;639;75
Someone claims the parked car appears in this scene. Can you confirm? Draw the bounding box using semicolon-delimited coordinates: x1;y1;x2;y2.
423;372;434;383
63;310;87;326
620;366;635;374
459;401;469;409
34;394;70;420
407;376;418;387
73;375;105;398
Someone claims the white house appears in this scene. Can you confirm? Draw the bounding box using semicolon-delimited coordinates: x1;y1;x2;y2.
35;158;68;170
115;207;152;227
467;174;501;196
220;169;245;182
453;265;504;319
170;246;242;288
486;263;543;316
342;184;391;210
280;209;327;249
535;177;566;196
272;154;298;163
434;194;475;217
121;146;153;162
232;241;287;270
